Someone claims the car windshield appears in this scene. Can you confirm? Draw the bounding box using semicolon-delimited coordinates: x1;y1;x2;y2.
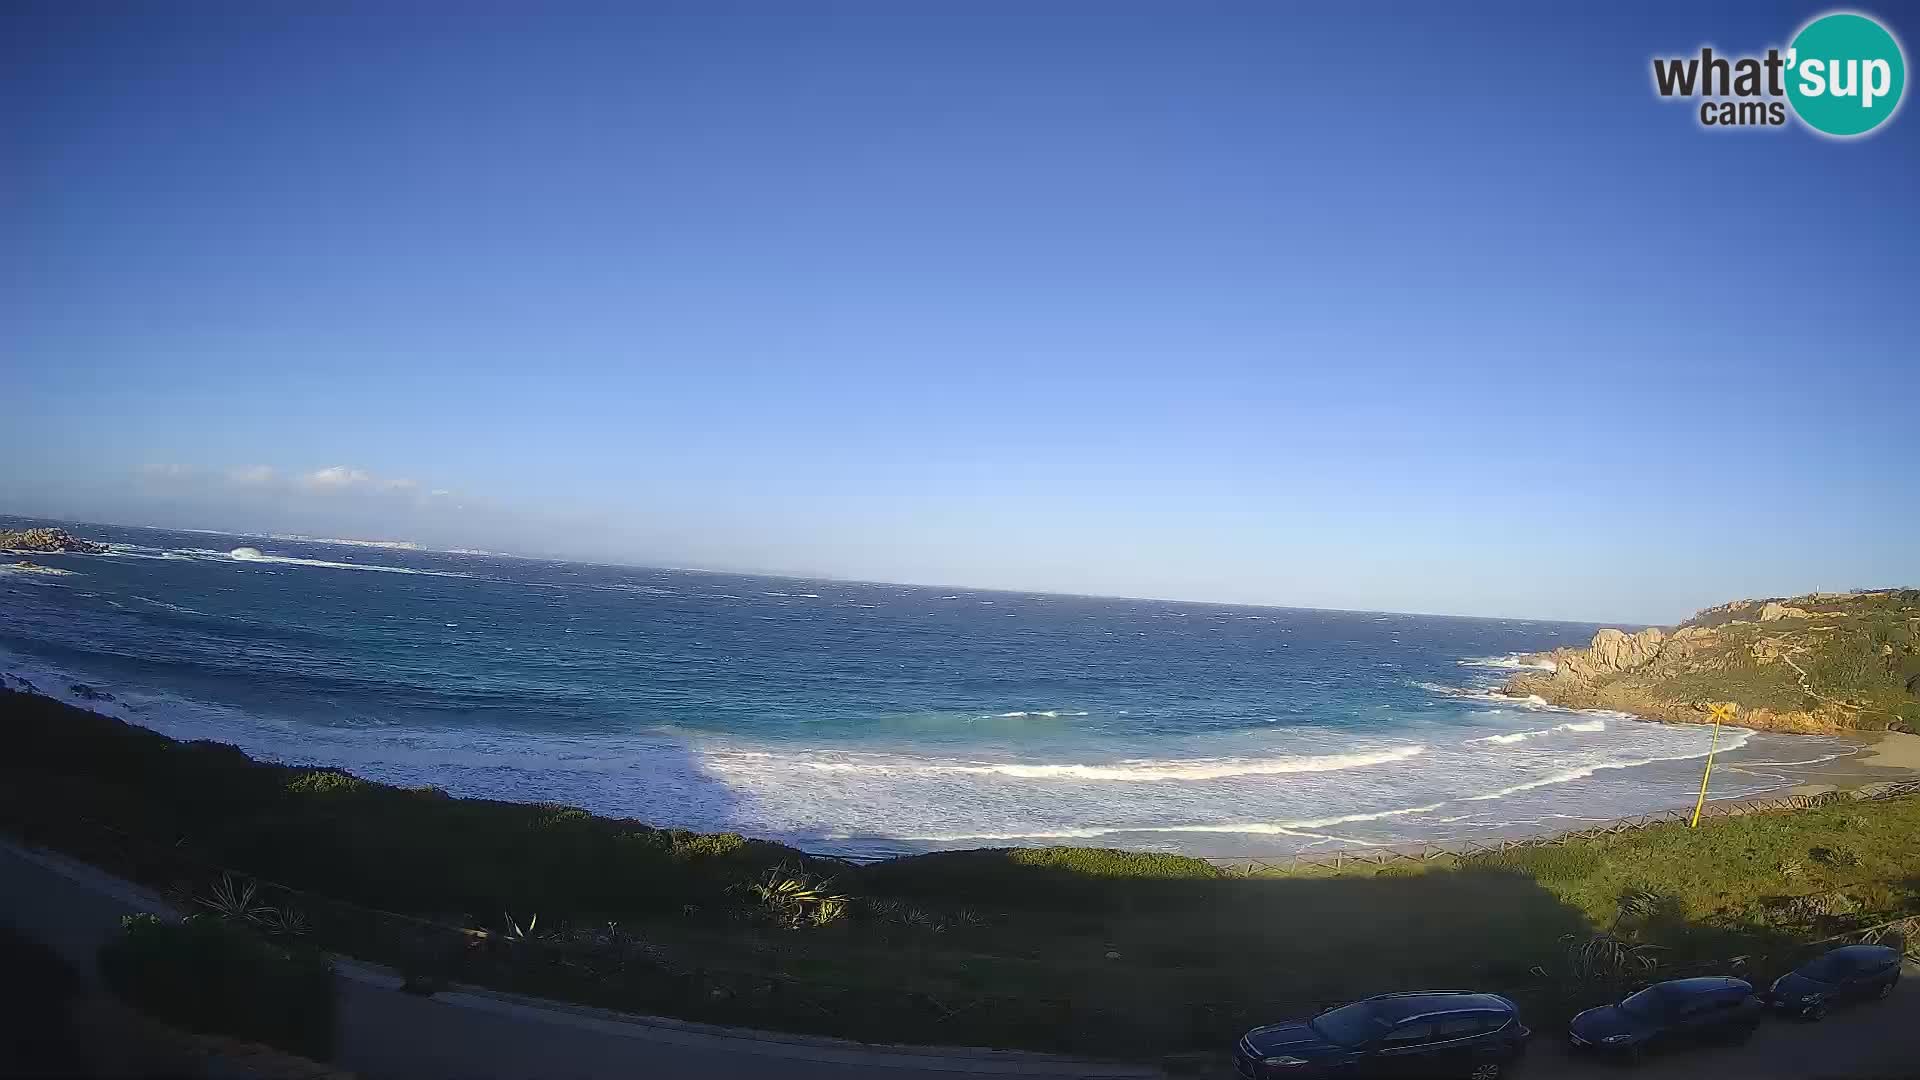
1310;1002;1391;1047
1797;955;1850;982
1617;987;1668;1019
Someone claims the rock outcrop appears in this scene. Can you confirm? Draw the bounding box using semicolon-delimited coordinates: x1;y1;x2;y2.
1503;588;1920;735
0;528;108;555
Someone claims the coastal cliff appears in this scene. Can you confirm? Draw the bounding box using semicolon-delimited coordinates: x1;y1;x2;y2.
1505;590;1920;734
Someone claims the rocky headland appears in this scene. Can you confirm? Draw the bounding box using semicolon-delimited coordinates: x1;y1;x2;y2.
1505;590;1920;735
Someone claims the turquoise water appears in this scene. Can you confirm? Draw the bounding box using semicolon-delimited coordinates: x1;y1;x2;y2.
0;519;1855;857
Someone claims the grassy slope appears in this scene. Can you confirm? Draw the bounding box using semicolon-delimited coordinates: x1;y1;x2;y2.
1514;589;1920;732
4;689;1916;1058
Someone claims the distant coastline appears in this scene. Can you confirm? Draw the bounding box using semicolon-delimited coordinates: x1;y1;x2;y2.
268;534;421;550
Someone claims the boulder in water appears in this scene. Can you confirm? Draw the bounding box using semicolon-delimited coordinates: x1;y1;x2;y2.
0;528;108;555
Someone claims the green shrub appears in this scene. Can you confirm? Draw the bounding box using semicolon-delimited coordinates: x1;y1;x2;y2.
285;770;365;795
1469;844;1603;883
98;914;335;1060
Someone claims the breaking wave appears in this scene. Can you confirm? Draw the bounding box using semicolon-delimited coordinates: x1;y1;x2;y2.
1468;719;1608;745
1463;730;1754;801
226;547;468;577
934;745;1426;782
1458;654;1557;672
764;744;1427;782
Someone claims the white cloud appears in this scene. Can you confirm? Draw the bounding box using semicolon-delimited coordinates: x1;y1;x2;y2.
300;465;377;492
227;465;277;486
134;460;445;505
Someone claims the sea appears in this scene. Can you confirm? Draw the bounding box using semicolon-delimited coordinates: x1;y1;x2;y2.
0;519;1861;860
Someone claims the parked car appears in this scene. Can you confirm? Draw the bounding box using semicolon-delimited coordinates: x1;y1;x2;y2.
1568;976;1762;1061
1767;944;1903;1019
1234;990;1530;1079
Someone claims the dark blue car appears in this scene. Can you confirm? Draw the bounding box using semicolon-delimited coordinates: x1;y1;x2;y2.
1235;990;1530;1079
1767;944;1903;1019
1568;976;1762;1061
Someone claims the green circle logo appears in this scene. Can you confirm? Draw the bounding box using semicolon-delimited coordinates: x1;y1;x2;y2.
1786;12;1906;136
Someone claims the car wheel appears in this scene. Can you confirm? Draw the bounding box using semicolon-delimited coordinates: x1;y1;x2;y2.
1808;1002;1828;1021
1469;1062;1504;1080
1877;978;1897;1000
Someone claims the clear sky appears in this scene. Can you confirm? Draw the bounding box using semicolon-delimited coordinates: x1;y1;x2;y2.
4;2;1915;624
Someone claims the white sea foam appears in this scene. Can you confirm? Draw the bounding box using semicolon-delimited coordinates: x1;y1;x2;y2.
225;547;467;577
1414;681;1553;709
1458;654;1557;672
869;826;1120;842
993;710;1090;719
1468;719;1607;745
937;745;1425;782
1278;803;1448;828
99;543;195;561
132;595;211;616
881;822;1381;847
1734;753;1851;767
0;563;76;578
761;743;1426;783
1463;730;1754;801
1127;822;1382;846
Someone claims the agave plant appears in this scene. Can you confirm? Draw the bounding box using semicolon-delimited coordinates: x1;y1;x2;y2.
194;874;312;936
739;865;853;930
1613;887;1669;926
1858;919;1915;959
808;898;848;928
254;905;311;937
1563;932;1664;981
196;873;270;922
501;911;540;941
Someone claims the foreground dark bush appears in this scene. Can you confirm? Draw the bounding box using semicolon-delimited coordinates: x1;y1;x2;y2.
98;914;335;1061
1;924;85;1074
0;689;802;919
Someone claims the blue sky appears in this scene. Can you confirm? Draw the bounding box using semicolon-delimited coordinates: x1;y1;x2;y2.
3;2;1915;623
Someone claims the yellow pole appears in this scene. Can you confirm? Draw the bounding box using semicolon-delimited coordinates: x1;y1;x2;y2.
1690;704;1732;828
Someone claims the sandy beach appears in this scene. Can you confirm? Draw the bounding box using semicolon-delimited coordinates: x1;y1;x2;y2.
1777;729;1920;795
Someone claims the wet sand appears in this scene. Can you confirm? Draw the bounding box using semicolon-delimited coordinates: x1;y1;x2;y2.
1776;730;1920;795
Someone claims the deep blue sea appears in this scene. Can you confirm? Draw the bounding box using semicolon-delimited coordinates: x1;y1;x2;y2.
1;520;1858;858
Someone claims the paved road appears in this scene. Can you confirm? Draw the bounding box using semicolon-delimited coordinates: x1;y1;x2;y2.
1519;976;1920;1080
5;839;1915;1079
